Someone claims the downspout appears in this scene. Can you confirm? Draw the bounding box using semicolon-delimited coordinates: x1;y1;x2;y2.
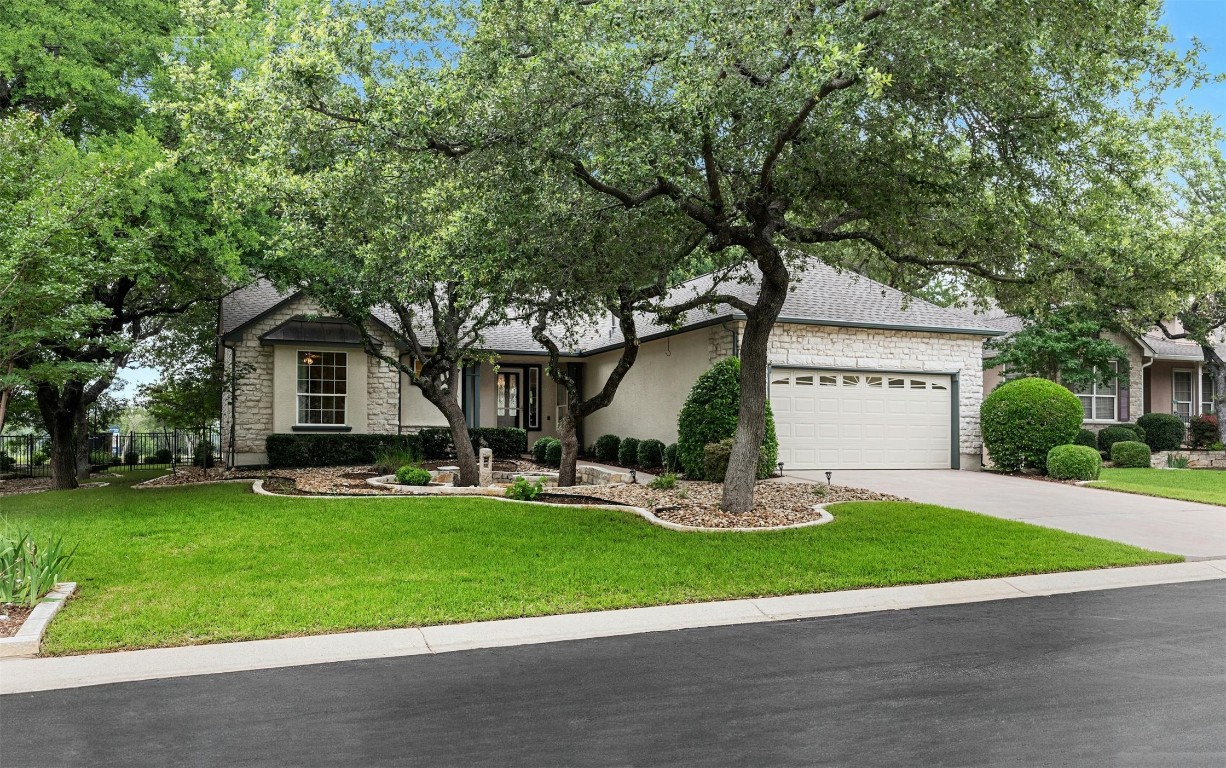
223;342;238;469
1141;355;1153;418
721;321;740;358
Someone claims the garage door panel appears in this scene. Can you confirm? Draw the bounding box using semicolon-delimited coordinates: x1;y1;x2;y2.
772;368;952;470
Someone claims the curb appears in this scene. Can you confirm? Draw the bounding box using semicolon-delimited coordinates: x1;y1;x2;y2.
3;562;1222;695
250;480;834;533
0;583;77;659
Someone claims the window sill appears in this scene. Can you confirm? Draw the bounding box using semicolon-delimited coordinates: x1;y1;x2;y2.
291;425;352;432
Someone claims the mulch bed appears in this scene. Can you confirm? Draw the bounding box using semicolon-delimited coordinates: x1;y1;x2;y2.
0;604;34;639
0;476;111;497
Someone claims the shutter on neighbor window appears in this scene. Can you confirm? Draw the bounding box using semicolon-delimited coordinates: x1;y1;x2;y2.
1119;385;1129;422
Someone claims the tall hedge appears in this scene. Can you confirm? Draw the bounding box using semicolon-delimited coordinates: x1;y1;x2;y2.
676;357;778;480
266;433;424;468
980;377;1082;472
416;427;527;459
1136;412;1185;451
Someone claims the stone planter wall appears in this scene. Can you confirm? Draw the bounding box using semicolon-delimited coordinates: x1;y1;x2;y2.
1150;450;1226;469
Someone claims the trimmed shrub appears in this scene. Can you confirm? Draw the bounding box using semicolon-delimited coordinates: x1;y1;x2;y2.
154;448;173;464
618;437;641;467
1111;440;1152;468
1097;425;1140;454
142;455;158;465
980;377;1082;472
1046;445;1102;481
506;476;544;501
417;427;527;459
544;439;563;467
637;439;665;469
702;438;734;482
191;439;215;468
592;434;621;463
123;450;139;466
664;442;679;472
1189;414;1219;450
531;437;554;464
676;357;778;480
0;452;14;471
1074;429;1098;450
266;433;424;469
394;465;432;485
1124;422;1147;444
1136;412;1186;451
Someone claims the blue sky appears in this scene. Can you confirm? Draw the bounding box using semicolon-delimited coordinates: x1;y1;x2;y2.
113;1;1226;398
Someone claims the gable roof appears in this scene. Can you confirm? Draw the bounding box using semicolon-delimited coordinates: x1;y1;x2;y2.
220;258;1003;356
970;307;1217;363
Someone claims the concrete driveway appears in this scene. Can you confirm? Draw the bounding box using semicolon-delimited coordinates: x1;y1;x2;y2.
784;469;1226;560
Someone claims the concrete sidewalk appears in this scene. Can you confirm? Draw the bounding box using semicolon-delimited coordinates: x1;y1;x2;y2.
785;469;1226;559
4;560;1223;695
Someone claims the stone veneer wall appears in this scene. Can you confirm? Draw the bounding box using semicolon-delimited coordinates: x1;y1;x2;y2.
222;294;400;464
706;321;986;463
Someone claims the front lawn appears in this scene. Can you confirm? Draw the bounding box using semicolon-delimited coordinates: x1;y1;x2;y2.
3;472;1177;655
1089;468;1226;506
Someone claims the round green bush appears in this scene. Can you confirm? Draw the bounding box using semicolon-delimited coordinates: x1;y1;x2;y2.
636;439;665;468
1074;429;1098;449
531;437;554;464
1124;422;1147;444
395;465;432;485
664;442;679;472
1136;412;1186;451
980;377;1083;473
544;439;563;467
702;438;734;482
617;437;640;467
1110;440;1152;468
676;357;778;480
592;434;621;463
1046;445;1102;481
1097;425;1140;454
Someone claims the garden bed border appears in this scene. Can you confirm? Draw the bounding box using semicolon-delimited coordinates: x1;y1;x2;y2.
0;582;77;658
250;479;835;532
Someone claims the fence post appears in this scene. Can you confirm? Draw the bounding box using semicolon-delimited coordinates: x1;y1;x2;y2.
27;434;34;478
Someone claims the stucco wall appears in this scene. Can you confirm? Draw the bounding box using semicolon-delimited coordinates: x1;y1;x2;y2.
221;294;400;466
765;323;986;466
473;357;560;440
581;327;721;446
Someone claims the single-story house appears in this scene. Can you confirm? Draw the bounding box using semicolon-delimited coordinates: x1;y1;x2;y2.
218;260;1005;470
978;308;1222;427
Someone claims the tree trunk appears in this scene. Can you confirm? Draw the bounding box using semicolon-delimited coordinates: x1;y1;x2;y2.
417;368;480;486
721;247;790;514
36;382;84;490
0;386;10;435
74;406;92;482
557;411;581;487
1205;346;1226;444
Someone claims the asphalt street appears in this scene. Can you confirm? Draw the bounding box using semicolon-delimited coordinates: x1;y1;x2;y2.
2;580;1223;767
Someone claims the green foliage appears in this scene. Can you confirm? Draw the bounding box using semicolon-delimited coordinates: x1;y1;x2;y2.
647;472;677;490
1075;429;1099;450
1110;441;1152;469
1188;415;1219;450
191;439;215;469
677;358;777;479
664;442;679;472
617;437;640;467
544;439;562;468
592;434;621;463
417;427;527;460
531;437;554;464
1097;425;1141;454
394;465;432;486
636;439;665;469
506;476;545;501
1136;413;1186;451
1046;445;1102;481
1167;453;1191;469
702;438;735;483
981;378;1083;473
0;530;75;608
372;446;422;475
265;434;425;469
984;309;1129;391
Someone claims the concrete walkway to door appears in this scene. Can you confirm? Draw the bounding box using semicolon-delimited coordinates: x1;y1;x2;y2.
781;469;1226;560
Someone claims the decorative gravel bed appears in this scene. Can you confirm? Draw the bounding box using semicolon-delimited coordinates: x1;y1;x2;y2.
549;480;904;529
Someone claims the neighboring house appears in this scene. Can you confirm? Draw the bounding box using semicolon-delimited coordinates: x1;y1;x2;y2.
218;260;1004;470
980;310;1223;428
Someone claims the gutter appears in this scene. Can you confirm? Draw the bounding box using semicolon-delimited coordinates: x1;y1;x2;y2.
721;321;740;357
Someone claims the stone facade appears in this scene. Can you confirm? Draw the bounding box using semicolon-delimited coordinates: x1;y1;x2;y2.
759;323;985;464
222;294;400;465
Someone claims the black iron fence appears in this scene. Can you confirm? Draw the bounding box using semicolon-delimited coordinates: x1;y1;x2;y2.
1;429;221;478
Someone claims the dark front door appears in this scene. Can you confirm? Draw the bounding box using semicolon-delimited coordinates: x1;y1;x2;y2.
496;371;521;428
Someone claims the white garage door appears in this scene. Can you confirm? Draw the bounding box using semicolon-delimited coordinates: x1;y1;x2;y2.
771;369;953;469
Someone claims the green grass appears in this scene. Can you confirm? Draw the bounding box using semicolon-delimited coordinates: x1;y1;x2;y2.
1089;467;1226;506
2;471;1178;655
